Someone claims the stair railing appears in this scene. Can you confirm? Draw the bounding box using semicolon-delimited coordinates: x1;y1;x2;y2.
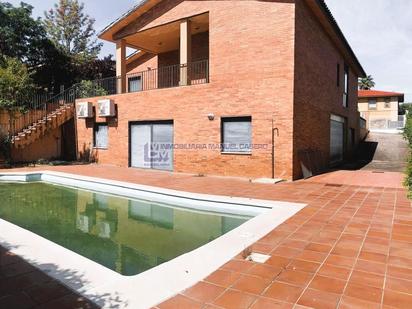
8;84;81;139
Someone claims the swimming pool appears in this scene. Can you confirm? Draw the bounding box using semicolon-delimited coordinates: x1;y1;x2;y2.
0;182;249;276
0;171;305;308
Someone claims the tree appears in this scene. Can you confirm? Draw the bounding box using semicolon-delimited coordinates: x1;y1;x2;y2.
399;104;409;116
76;55;116;81
0;1;75;91
358;75;376;90
0;2;48;67
1;1;112;94
31;40;77;92
43;0;102;61
0;57;35;109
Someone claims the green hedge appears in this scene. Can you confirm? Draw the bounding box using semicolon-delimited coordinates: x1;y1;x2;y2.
403;109;412;197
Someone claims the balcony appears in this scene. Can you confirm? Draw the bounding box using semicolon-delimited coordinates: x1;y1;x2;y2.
85;59;209;98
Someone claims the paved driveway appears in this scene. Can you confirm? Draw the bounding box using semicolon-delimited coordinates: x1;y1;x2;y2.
361;132;408;173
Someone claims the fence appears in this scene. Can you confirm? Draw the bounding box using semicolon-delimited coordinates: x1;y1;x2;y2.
92;59;209;95
369;115;406;130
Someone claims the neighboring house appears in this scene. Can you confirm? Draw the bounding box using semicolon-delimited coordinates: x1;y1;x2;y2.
358;90;405;130
75;0;366;180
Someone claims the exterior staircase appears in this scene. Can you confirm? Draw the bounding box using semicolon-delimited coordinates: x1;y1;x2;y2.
7;85;80;150
1;77;114;162
11;104;74;149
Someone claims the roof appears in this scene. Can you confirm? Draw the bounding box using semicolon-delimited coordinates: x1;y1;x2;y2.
315;0;366;77
359;90;405;102
99;0;366;77
98;0;161;42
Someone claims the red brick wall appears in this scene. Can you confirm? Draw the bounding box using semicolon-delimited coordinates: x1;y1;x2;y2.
76;0;296;179
127;31;210;74
76;0;362;180
12;127;62;162
292;0;360;179
127;53;158;74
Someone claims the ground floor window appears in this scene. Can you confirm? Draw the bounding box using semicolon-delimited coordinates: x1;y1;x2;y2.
330;115;345;164
221;116;252;153
130;121;174;171
94;123;108;149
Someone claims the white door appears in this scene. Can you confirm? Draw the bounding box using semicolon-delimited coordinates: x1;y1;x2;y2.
130;123;173;171
152;124;174;171
130;124;151;169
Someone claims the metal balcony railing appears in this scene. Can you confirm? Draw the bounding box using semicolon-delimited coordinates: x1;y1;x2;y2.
90;59;210;96
1;60;209;140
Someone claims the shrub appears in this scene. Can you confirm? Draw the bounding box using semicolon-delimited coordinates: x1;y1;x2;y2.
403;107;412;197
77;80;108;98
0;134;12;164
0;57;35;109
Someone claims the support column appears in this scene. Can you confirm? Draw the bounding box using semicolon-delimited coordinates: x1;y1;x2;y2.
116;39;127;94
179;19;192;86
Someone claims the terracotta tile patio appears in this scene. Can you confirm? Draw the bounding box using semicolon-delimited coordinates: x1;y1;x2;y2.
0;246;97;309
0;165;411;308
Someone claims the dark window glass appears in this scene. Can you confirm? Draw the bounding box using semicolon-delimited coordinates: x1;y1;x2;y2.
337;63;340;87
343;65;349;107
368;99;377;110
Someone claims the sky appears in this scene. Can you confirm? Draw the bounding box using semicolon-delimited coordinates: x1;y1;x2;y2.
326;0;412;101
6;0;412;101
7;0;135;56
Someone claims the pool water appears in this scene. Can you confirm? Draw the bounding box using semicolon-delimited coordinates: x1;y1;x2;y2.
0;182;250;276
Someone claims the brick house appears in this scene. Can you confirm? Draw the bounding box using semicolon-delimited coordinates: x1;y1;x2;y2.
75;0;366;180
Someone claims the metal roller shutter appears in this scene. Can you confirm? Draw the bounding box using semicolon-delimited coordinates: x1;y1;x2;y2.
330;115;345;164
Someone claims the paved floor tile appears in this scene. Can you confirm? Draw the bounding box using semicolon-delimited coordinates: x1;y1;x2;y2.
213;289;256;309
0;165;411;308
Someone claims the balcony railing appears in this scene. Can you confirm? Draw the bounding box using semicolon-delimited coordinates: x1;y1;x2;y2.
89;59;209;97
0;60;209;139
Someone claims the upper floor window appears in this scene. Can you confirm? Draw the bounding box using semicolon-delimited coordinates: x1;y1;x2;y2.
128;76;142;92
221;117;252;154
343;65;349;107
337;63;340;87
368;99;377;110
384;98;391;108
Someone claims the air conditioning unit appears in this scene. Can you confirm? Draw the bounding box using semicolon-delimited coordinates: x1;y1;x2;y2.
77;102;93;118
97;99;115;117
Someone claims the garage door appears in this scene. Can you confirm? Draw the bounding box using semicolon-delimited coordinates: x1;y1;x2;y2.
130;122;173;171
330;115;345;164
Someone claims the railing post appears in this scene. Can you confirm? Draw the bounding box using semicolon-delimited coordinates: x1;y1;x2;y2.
206;60;209;83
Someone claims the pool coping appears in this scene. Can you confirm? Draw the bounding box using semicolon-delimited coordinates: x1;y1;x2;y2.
0;171;306;309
